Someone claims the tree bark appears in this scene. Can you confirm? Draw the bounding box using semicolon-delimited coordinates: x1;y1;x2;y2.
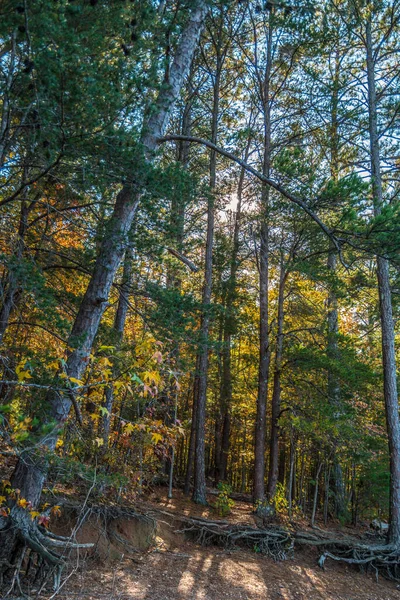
366;17;400;548
267;250;287;498
253;18;273;503
192;60;219;504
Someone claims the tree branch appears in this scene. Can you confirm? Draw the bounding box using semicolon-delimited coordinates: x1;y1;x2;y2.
157;134;344;259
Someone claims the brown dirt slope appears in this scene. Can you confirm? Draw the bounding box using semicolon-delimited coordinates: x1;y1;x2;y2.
51;489;400;600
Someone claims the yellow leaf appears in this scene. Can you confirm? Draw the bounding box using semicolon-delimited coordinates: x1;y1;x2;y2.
94;437;104;447
16;369;32;382
48;361;60;370
124;422;135;435
30;510;41;519
51;505;62;517
56;439;64;448
99;357;113;367
69;377;83;386
17;498;29;508
151;432;163;445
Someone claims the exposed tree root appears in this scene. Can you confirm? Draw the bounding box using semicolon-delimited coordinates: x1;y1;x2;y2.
294;531;400;581
0;503;156;596
145;506;400;580
0;506;94;596
178;516;293;560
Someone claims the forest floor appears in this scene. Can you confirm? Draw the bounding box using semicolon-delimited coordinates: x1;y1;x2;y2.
44;488;400;600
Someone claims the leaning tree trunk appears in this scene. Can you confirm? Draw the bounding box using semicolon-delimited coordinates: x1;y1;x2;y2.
366;18;400;548
1;0;208;571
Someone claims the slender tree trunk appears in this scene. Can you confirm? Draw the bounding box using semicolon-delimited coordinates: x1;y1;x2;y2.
192;27;226;502
311;460;323;527
267;250;287;498
184;355;199;495
165;93;192;496
254;24;272;502
326;42;345;518
101;246;134;447
219;141;250;481
366;18;400;548
192;107;217;503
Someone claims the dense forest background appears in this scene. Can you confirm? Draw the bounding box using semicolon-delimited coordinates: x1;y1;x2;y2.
1;0;400;580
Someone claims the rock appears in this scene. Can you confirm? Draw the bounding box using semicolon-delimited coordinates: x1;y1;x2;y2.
370;518;389;532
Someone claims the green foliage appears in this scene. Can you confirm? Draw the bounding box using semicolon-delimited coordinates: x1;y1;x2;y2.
214;482;235;517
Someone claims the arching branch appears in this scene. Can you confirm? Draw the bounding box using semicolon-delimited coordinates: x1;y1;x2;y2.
157;134;344;261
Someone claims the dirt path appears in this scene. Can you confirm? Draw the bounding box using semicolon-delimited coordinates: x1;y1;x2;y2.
59;544;399;600
53;489;399;600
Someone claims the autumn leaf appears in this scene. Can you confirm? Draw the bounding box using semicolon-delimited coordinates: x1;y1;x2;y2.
151;432;163;445
124;422;135;435
51;505;62;517
152;351;163;364
38;515;50;528
17;498;32;509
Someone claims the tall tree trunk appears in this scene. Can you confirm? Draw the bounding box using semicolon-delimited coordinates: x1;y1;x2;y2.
267;250;287;498
253;20;272;503
327;41;345;518
192;58;220;504
166;96;192;497
366;18;400;548
219;139;250;482
7;0;209;511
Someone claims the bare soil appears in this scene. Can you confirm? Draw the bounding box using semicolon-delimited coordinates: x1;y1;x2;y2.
40;489;400;599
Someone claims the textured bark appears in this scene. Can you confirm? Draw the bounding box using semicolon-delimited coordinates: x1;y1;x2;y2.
192;22;225;503
192;129;216;504
366;18;400;548
7;0;209;509
253;20;273;503
185;355;199;496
